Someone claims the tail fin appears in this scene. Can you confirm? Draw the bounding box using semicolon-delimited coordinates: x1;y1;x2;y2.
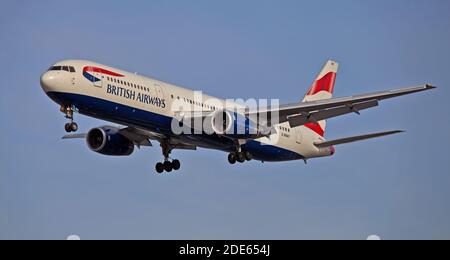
301;60;339;137
302;60;339;102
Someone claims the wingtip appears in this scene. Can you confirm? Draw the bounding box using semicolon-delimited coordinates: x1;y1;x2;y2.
425;84;437;90
386;130;405;135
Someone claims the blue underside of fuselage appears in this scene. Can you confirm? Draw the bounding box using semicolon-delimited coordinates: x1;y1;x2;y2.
46;91;304;162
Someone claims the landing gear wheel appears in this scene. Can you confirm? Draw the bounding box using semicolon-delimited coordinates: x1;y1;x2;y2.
228;153;237;164
155;162;165;174
64;122;78;133
172;160;181;171
244;151;252;161
164;161;173;172
65;123;72;133
70;122;78;132
237;152;246;163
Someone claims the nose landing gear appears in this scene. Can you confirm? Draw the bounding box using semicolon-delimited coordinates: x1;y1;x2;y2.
64;122;78;133
62;105;78;133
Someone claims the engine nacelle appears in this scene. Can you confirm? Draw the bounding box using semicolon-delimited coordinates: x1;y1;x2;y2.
208;110;262;139
86;127;134;156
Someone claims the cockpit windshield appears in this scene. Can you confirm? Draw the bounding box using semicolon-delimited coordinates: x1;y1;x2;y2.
48;65;76;73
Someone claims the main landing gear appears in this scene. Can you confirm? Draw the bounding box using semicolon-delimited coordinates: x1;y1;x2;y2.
228;150;252;165
62;105;78;133
155;139;182;174
155;159;181;174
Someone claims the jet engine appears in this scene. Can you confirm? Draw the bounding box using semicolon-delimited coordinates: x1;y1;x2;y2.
86;126;134;156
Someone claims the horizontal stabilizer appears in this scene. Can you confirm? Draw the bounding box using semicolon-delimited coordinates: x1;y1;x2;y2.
314;130;404;148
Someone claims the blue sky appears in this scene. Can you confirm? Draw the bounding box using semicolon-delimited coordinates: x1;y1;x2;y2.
1;0;449;239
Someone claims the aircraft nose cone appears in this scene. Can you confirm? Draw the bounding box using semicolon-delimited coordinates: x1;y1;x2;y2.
40;72;58;93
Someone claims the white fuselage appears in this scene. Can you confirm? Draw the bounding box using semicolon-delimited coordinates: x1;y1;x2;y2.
40;60;333;162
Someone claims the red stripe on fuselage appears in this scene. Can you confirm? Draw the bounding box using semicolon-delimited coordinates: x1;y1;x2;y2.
304;122;325;137
306;72;336;96
83;66;124;77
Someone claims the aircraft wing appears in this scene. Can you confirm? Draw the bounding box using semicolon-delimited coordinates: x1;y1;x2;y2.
62;127;153;147
247;84;435;127
118;127;154;147
62;126;197;150
118;127;198;150
61;133;87;139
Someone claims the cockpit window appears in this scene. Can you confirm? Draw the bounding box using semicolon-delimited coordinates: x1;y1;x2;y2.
48;65;76;73
49;66;62;71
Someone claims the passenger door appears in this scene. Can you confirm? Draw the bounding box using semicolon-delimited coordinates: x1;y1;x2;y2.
295;127;302;144
154;83;164;99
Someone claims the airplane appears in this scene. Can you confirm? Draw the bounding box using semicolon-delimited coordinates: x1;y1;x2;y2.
40;59;435;173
